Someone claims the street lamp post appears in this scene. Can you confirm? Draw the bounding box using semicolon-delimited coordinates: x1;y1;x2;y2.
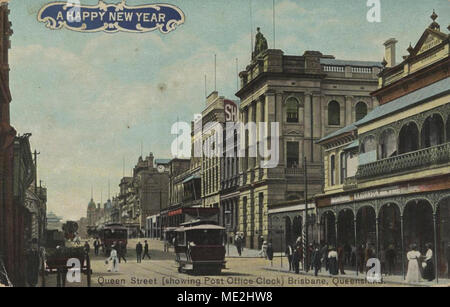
225;210;231;256
280;223;284;269
303;157;309;271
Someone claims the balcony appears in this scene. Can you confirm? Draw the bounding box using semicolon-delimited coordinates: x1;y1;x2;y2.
357;142;450;180
285;168;303;176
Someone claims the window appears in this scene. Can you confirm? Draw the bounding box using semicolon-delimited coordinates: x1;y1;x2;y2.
260;100;265;122
328;101;340;125
379;129;397;159
361;135;377;154
286;97;299;123
340;152;347;184
287;142;299;168
355;102;368;121
421;114;444;148
330;155;336;186
399;123;419;154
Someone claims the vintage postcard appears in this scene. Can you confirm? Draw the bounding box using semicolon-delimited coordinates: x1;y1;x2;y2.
0;0;449;295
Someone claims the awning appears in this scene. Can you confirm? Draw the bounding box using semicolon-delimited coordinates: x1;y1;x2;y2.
344;140;359;151
182;174;201;184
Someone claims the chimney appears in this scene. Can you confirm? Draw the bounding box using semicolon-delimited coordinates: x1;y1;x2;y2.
383;38;398;68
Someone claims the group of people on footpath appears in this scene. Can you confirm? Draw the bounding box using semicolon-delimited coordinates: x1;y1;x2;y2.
405;243;441;283
105;240;152;272
281;239;450;283
82;238;153;273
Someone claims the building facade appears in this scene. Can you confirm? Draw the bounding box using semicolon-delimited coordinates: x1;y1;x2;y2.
0;3;16;286
315;12;450;281
236;29;382;249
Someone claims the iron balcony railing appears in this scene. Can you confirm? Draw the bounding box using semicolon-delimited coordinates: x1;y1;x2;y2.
356;142;450;180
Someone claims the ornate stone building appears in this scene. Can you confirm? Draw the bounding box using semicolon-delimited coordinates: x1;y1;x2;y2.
115;154;170;236
236;29;382;249
315;12;450;282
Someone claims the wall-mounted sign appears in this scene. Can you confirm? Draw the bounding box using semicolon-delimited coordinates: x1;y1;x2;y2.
224;99;238;122
38;1;185;34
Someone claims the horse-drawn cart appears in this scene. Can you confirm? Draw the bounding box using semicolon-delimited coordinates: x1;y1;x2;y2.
41;247;92;287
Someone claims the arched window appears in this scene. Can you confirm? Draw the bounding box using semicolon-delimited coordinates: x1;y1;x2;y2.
379;129;397;159
286;97;299;123
355;102;368;121
447;116;450;143
399;122;419;154
328;101;340;125
340;152;347;184
330;155;336;186
361;135;377;154
421;114;444;148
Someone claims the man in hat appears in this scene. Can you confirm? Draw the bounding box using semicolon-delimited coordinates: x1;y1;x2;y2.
142;240;151;260
93;238;100;256
136;241;143;263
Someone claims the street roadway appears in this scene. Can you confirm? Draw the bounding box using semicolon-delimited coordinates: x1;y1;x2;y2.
41;238;401;288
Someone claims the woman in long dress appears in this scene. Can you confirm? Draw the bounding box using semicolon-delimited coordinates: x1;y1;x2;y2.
406;244;421;283
328;247;339;276
422;243;435;281
107;246;119;272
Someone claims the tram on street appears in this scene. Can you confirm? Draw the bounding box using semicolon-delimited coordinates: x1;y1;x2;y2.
99;223;128;255
174;221;226;274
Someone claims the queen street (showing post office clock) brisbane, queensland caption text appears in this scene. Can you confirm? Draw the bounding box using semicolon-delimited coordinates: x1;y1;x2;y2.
0;0;449;299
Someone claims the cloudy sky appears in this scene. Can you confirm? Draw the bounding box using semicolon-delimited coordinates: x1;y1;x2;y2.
8;0;449;221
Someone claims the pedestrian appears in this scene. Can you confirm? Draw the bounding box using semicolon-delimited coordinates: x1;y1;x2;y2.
386;244;396;276
235;234;242;256
364;243;374;268
26;244;39;287
136;241;143;263
337;245;346;275
142;240;151;260
305;243;313;272
344;243;352;266
312;247;322;277
107;245;119;272
258;235;264;251
292;246;300;274
321;244;329;272
286;244;293;271
405;244;421;283
94;238;100;256
422;243;435;282
380;248;386;276
84;241;90;254
297;243;304;271
351;245;356;267
259;241;268;258
266;242;274;262
163;232;169;252
118;242;127;263
239;233;245;252
358;244;366;273
446;243;450;279
328;247;339;276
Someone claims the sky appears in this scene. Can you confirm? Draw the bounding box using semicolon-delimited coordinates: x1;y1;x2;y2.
7;0;449;221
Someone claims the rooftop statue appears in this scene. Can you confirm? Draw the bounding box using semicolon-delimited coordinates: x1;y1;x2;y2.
254;27;268;58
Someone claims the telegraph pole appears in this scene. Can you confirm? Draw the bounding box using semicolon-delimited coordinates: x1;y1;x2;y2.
33;150;40;193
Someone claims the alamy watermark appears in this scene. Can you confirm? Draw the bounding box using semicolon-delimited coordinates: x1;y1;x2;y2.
171;115;280;169
367;0;381;23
